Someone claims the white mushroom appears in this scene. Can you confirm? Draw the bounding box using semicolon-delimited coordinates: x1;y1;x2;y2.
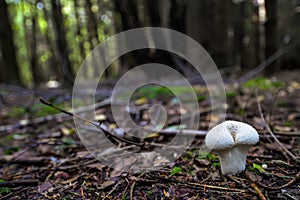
205;120;259;175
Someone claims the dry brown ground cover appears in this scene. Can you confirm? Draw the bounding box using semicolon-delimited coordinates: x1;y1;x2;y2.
0;73;299;200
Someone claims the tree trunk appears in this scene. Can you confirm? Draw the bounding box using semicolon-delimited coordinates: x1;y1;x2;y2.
169;0;187;33
51;0;74;85
42;0;61;80
85;0;100;48
74;0;87;77
0;0;22;85
233;1;246;70
146;0;161;27
113;0;140;31
215;0;230;68
113;0;146;71
253;2;261;67
264;0;278;72
30;5;43;86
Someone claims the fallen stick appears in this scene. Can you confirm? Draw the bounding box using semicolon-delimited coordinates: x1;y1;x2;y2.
39;98;144;147
250;183;267;200
255;89;299;163
155;175;247;193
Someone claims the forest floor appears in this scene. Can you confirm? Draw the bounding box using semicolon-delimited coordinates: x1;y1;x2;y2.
0;71;299;200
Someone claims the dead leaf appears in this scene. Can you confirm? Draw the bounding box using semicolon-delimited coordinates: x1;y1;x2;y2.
87;163;107;171
76;151;91;158
38;181;53;193
61;126;74;135
101;180;115;189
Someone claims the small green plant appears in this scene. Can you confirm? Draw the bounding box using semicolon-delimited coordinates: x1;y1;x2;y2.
31;102;67;117
122;192;128;200
0;180;11;196
226;91;237;98
197;95;206;102
63;196;71;200
184;150;194;158
276;101;288;107
8;106;26;118
197;152;220;168
3;146;19;155
249;163;266;175
284;121;293;127
212;162;221;168
237;109;246;116
198;152;218;161
170;166;182;175
197;151;209;159
252;163;266;173
146;189;153;197
187;165;194;175
0;187;11;196
243;77;284;91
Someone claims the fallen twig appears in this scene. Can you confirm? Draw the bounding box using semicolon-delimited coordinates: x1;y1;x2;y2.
159;129;207;136
57;159;98;170
153;175;247;193
255;89;299;163
130;181;136;200
250;183;267;200
39;98;145;147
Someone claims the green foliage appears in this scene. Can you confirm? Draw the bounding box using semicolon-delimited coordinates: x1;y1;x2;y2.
276;101;288;107
197;151;218;161
7;106;26;118
197;95;206;101
207;153;218;162
63;196;72;200
3;146;19;155
6;133;27;140
197;151;220;168
226;91;237;98
122;192;128;200
249;163;266;174
184;150;194;158
31;102;64;117
170;166;182;175
132;85;177;100
237;108;246;116
212;162;221;168
284;121;293;127
146;189;153;197
243;77;284;91
9;1;33;86
187;165;195;175
252;163;266;173
0;185;11;196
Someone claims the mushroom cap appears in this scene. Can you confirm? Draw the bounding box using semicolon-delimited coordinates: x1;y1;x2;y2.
205;120;259;150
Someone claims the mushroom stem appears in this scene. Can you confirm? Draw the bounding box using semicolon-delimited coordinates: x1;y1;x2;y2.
216;145;250;175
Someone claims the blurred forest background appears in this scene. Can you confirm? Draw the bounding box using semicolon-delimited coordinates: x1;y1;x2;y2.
0;0;299;88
